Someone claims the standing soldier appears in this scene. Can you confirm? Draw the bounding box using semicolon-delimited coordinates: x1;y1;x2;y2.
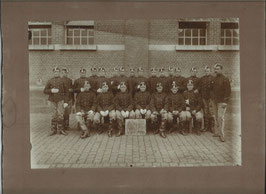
199;66;215;132
75;80;97;138
134;67;149;95
95;81;116;137
150;82;168;138
165;82;186;133
167;66;175;85
211;63;231;142
186;67;200;93
109;67;120;95
88;67;99;94
96;67;110;95
43;67;68;136
171;67;187;93
61;68;74;131
148;67;158;94
183;80;203;135
112;66;129;96
73;68;90;99
128;67;136;98
114;81;135;137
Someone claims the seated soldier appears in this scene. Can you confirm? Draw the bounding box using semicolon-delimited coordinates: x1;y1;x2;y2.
134;81;152;122
150;82;168;138
165;82;186;134
114;81;135;137
95;81;116;137
75;80;97;139
182;80;203;136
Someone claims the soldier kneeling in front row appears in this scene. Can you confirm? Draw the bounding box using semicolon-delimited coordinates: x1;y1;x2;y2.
75;80;98;139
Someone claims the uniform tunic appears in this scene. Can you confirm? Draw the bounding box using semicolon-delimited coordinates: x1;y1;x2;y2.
165;93;185;112
114;92;133;111
198;75;214;100
61;76;74;102
212;74;231;103
134;91;151;110
150;92;168;112
183;90;203;112
73;77;90;98
44;76;67;103
96;92;115;112
75;91;96;112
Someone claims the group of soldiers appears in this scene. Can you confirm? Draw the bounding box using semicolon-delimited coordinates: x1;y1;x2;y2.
43;63;231;142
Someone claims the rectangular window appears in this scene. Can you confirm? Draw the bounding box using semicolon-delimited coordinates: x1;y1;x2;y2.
66;26;94;45
178;22;207;46
220;22;239;45
28;25;52;45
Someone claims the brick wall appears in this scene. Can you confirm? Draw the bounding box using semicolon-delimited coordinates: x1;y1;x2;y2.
51;21;65;44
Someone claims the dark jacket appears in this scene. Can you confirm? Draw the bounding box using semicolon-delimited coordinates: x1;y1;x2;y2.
111;75;130;95
166;93;186;112
128;75;136;97
212;74;231;103
150;92;167;112
169;76;187;93
185;76;200;90
134;91;151;110
73;77;90;98
114;92;133;111
61;76;74;102
43;76;68;103
183;90;203;112
75;91;96;112
96;91;115;112
198;75;214;100
148;76;159;94
88;75;99;94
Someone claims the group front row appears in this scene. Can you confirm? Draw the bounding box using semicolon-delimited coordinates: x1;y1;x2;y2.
43;64;231;142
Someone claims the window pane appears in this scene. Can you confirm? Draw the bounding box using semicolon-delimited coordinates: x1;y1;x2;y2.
41;38;47;45
48;29;52;36
185;38;191;45
200;29;205;36
74;29;80;36
185;29;191;36
200;38;206;45
233;29;239;37
220;38;224;45
225;29;231;37
178;38;184;45
233;38;239;45
225;38;231;45
192;29;198;36
41;30;47;36
178;29;184;37
89;30;94;36
81;37;87;45
33;31;39;36
192;38;198;45
81;29;87;36
89;37;94;45
68;29;73;36
67;37;73;45
74;37;80;45
48;38;52;45
33;38;39;45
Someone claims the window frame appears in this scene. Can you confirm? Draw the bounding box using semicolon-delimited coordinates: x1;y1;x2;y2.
65;26;94;46
220;22;239;46
28;25;52;46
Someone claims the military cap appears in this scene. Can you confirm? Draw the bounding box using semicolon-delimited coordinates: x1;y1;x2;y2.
150;67;157;73
99;67;105;72
168;67;174;72
129;68;135;72
119;66;125;72
91;67;97;72
52;67;60;72
175;67;181;72
204;66;211;71
158;68;165;72
214;63;223;70
61;67;69;73
80;68;86;73
138;67;144;72
113;67;119;71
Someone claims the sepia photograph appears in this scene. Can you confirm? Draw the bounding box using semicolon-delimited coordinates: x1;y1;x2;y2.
29;18;241;169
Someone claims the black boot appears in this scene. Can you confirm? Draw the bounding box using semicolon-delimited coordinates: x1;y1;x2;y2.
203;117;208;132
58;119;68;136
180;121;187;136
196;121;202;136
80;130;89;139
108;120;114;137
116;120;123;137
159;121;167;138
209;117;215;133
49;119;57;136
85;120;93;137
64;114;70;131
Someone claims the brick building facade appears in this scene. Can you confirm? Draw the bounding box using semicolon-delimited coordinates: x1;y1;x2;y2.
29;18;240;110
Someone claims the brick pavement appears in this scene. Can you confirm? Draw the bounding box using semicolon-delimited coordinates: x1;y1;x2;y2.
31;100;241;168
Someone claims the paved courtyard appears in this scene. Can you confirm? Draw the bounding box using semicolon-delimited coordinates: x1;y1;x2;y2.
30;94;241;168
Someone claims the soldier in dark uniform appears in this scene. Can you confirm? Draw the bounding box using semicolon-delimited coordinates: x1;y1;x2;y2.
95;81;116;137
73;68;90;99
112;66;129;96
171;67;187;93
150;82;168;138
183;80;203;136
167;66;175;86
211;63;231;142
88;67;99;94
128;67;136;98
148;67;158;94
109;67;120;95
157;68;170;94
75;80;97;138
114;81;135;137
198;66;215;133
61;68;74;131
165;82;186;133
43;67;68;136
134;67;149;95
96;67;110;95
186;67;200;93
